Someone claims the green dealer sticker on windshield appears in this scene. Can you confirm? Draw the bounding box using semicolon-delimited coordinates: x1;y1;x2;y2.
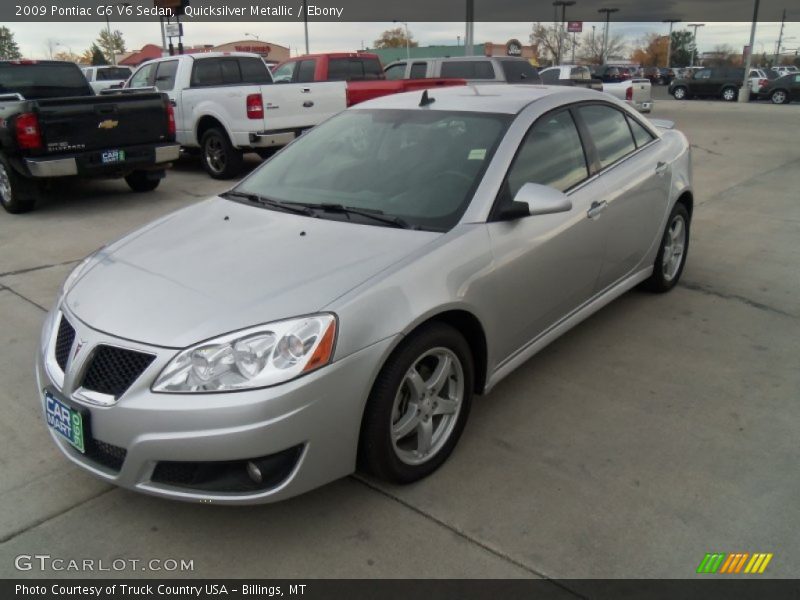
468;149;486;160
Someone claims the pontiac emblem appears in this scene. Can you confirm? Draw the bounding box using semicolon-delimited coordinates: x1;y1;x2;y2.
97;119;119;130
72;339;86;362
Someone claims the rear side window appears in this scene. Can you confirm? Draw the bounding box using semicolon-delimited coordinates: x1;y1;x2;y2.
506;109;588;195
570;66;591;80
154;60;178;91
192;59;223;86
272;61;296;83
239;57;270;84
627;116;655;148
441;60;496;80
409;62;427;79
500;60;539;83
540;69;559;84
384;63;406;80
297;60;316;83
577;104;637;168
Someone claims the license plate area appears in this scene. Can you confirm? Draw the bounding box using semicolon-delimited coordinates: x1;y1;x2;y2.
44;390;87;453
100;149;126;164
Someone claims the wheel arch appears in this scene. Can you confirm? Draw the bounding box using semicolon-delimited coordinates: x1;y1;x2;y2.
195;115;229;146
676;190;694;220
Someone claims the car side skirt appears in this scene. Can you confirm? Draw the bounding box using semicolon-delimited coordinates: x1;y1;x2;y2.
485;266;653;393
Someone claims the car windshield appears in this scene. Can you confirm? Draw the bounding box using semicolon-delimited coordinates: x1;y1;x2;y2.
233;108;511;231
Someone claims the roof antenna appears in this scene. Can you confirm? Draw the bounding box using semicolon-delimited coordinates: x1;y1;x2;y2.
419;89;436;107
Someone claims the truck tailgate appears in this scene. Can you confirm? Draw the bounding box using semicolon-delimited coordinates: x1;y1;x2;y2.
629;78;652;104
33;92;170;155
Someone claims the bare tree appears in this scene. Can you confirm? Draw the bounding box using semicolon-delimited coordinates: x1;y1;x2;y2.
578;31;626;65
530;22;579;66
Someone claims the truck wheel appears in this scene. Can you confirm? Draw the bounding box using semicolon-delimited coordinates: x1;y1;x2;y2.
672;86;688;100
200;128;243;179
0;154;38;214
721;86;737;102
124;170;161;192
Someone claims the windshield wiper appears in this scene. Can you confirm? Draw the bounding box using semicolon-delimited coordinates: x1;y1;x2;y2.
221;191;315;216
287;202;411;229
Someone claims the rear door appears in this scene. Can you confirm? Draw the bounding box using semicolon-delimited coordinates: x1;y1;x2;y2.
573;103;671;290
486;107;608;359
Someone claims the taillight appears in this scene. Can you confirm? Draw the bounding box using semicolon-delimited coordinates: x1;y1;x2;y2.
165;100;176;138
759;78;768;89
626;86;633;101
15;112;41;150
246;94;264;119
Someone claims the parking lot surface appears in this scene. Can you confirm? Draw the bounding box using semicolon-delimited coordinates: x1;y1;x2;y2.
1;95;798;582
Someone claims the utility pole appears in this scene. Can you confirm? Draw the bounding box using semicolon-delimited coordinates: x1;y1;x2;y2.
465;0;474;56
663;19;681;68
740;0;761;102
598;8;619;64
552;1;575;65
302;0;309;54
774;8;786;66
687;23;705;66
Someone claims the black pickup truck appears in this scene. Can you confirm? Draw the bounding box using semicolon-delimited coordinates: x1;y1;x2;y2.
0;60;180;213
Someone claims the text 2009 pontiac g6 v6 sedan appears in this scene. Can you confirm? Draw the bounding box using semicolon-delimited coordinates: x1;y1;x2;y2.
37;85;692;504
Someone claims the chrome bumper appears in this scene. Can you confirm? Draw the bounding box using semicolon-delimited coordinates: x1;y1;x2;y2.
24;143;180;178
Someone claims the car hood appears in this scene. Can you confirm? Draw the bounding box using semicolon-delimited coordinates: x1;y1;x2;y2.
66;197;439;348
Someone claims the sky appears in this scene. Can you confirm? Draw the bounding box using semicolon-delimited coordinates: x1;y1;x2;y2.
8;21;799;60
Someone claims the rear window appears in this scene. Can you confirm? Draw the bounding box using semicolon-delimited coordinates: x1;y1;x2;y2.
96;67;131;81
500;60;540;83
327;57;383;81
409;62;427;79
441;60;496;80
570;66;591;80
0;63;93;99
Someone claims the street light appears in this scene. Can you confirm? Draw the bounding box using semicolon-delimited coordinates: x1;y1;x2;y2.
394;20;410;59
103;2;130;65
687;23;705;67
598;8;619;65
552;1;575;65
663;19;681;68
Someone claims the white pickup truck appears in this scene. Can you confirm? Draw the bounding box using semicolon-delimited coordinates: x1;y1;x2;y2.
81;65;133;93
125;52;346;178
602;78;654;113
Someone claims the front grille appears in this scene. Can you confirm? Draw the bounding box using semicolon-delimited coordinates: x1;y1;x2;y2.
85;439;127;472
81;345;155;398
54;316;75;371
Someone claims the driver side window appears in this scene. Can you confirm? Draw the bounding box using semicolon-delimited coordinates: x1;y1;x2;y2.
129;62;155;88
272;62;296;83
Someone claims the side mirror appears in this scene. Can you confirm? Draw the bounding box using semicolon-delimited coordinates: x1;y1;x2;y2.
508;182;573;218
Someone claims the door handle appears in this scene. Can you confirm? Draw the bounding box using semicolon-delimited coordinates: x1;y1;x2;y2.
655;161;668;174
301;87;311;93
303;101;314;108
587;200;608;219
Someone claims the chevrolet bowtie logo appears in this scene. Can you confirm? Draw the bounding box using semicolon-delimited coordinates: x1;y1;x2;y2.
97;119;119;129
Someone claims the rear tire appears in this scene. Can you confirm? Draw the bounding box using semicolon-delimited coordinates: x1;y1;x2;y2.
200;127;243;179
672;86;688;100
124;170;161;192
0;154;39;214
641;203;690;293
721;86;737;102
771;89;789;105
358;323;474;484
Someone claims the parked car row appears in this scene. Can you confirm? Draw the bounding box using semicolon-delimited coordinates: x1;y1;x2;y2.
539;65;653;113
667;65;800;104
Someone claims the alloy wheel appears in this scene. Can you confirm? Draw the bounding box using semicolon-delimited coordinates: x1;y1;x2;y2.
662;214;686;282
772;91;787;104
390;347;464;466
723;88;736;101
673;87;686;100
204;135;227;174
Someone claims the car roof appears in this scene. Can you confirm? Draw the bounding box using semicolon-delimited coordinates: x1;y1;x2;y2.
353;84;599;114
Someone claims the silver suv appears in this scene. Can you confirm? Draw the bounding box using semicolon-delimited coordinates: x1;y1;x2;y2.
384;56;541;84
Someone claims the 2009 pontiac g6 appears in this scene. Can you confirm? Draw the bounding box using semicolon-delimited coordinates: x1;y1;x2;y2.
38;85;692;504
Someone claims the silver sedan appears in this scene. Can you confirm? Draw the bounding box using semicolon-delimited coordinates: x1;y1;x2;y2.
37;85;692;504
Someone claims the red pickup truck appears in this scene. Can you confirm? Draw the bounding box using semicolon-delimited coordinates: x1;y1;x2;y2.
271;53;465;106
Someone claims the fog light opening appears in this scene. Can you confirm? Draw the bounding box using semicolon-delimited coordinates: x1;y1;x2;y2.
246;461;263;484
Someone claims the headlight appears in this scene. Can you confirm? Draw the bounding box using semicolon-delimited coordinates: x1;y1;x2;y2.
152;314;337;393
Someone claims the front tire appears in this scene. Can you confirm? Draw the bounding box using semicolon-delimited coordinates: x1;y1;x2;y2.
672;86;688;100
0;154;39;214
200;127;243;179
721;86;737;102
358;323;474;484
641;203;690;293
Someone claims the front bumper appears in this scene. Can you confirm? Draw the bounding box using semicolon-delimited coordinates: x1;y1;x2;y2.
24;143;180;178
36;307;395;504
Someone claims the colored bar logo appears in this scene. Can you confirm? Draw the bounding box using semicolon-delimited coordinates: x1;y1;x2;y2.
697;553;773;574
